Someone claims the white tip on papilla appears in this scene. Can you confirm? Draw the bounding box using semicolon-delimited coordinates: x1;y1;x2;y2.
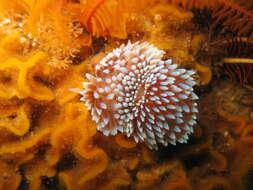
69;88;84;95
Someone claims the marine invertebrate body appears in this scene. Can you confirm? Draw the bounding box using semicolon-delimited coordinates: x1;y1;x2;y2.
75;41;198;149
79;0;164;38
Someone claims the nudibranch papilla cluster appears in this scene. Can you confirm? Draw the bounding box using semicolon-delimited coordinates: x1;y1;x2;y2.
74;41;198;150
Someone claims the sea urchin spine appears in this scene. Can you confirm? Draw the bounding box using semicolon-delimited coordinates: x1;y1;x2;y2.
74;41;198;150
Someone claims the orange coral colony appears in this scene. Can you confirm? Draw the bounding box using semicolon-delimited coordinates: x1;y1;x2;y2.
0;0;252;190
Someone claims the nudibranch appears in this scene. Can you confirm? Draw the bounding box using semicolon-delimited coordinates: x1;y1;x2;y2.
73;41;198;150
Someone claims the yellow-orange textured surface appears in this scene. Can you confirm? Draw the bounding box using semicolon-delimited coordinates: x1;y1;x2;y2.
0;0;252;190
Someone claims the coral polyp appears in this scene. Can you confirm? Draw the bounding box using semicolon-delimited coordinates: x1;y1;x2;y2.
75;41;198;150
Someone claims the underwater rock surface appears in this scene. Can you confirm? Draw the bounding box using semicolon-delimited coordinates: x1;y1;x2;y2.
0;0;252;190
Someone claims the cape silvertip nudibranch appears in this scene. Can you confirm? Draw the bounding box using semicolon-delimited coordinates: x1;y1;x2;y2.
71;41;198;150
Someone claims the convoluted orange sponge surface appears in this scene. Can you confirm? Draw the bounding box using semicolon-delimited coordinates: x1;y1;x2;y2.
0;0;252;190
